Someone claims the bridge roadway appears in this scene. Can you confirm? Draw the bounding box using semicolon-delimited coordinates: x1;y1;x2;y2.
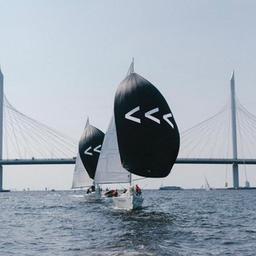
1;158;256;165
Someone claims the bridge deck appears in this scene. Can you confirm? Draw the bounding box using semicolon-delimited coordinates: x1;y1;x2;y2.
0;158;256;165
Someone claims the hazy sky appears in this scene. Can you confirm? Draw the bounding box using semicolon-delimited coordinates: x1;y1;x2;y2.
1;0;256;190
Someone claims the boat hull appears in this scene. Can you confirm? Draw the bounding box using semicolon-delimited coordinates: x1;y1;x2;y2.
112;194;143;210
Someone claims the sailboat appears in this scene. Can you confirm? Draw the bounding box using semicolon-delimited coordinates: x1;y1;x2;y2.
95;60;180;209
72;118;104;199
204;177;212;191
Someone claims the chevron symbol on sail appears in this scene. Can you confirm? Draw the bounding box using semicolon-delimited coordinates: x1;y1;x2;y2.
163;113;174;128
93;145;101;153
84;146;93;156
84;145;102;156
125;106;141;123
125;107;175;128
145;108;160;124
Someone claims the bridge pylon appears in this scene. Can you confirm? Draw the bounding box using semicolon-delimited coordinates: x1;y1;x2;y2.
230;71;239;188
0;68;5;192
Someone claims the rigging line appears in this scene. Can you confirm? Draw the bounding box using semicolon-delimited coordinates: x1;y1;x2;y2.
4;96;77;148
15;109;76;150
207;109;228;158
27;122;76;156
3;106;9;159
238;111;256;158
242;115;256;159
8;108;52;157
19;114;77;154
6;102;77;146
238;106;256;138
8;107;30;158
4;115;22;158
15;115;71;158
195;113;223;158
11;111;75;157
215;114;228;158
9;105;31;158
181;119;219;157
236;106;243;158
3;98;51;156
180;105;227;135
133;177;147;182
180;111;223;138
11;111;59;157
181;111;227;145
14;122;50;158
237;105;256;131
6;103;22;157
209;109;228;158
225;95;231;185
180;113;224;147
179;110;227;156
226;103;231;158
238;101;256;124
179;122;211;157
183;121;219;158
185;110;227;158
236;106;248;182
3;102;77;153
6;112;40;158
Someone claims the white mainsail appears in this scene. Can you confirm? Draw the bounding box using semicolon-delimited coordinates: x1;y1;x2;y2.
72;153;92;189
94;116;131;184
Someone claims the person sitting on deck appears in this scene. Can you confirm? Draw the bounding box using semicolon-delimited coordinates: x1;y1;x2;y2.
135;184;142;195
86;185;95;194
105;189;115;197
112;189;118;197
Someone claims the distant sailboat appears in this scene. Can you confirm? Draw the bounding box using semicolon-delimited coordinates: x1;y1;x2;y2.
95;60;180;209
204;177;212;191
72;119;104;197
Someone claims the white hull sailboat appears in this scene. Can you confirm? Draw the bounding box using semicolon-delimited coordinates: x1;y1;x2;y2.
94;116;143;210
72;119;105;200
112;191;144;210
204;177;213;191
95;60;180;210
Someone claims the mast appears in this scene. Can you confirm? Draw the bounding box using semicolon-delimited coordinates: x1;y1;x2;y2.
126;58;134;76
128;58;133;187
230;71;239;188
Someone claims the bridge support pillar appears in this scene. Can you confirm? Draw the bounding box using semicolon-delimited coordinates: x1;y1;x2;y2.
0;67;6;192
230;72;239;189
0;166;2;191
232;163;239;189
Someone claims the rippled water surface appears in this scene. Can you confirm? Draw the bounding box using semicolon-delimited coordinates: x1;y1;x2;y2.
1;190;256;256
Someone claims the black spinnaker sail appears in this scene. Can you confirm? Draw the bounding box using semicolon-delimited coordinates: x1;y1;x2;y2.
114;70;180;178
78;119;105;179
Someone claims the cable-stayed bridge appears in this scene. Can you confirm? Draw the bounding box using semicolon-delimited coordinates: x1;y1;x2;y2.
0;69;256;190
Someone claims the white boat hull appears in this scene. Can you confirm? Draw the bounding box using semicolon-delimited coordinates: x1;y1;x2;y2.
112;194;143;210
84;192;96;200
84;189;102;201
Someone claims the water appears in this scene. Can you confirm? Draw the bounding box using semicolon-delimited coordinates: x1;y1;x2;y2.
1;190;256;256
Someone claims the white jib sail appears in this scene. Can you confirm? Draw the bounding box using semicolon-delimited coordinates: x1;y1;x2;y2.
72;153;92;189
94;116;131;184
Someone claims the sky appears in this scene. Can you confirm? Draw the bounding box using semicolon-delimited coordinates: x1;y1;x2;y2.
1;0;256;190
